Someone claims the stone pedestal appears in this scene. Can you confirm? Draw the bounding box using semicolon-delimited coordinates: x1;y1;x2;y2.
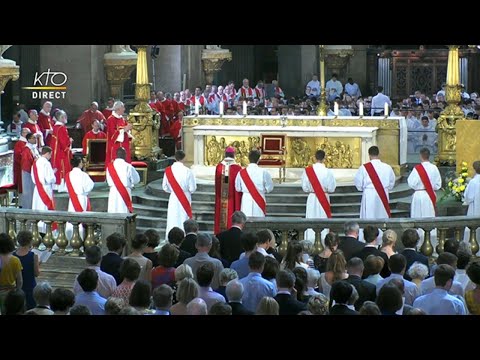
201;48;232;84
0;45;20;131
104;47;137;100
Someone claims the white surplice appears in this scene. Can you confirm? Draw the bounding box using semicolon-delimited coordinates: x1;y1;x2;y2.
162;161;197;237
31;156;56;233
302;163;336;241
235;163;274;217
463;174;480;254
107;158;140;213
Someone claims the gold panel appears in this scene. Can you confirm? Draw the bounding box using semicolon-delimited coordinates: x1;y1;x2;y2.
456;120;480;176
205;136;260;167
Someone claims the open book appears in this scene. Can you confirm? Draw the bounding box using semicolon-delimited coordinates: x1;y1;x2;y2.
31;248;53;263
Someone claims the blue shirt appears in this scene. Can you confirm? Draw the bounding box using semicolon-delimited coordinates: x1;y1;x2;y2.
376;273;420;306
231;257;250;279
413;288;466;315
152;309;170;315
239;272;277;312
74;291;106;315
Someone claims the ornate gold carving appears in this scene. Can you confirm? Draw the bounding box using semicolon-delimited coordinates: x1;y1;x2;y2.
104;58;137;99
205;135;260;167
201;49;232;84
291;138;311;167
456;120;480;176
0;65;20;92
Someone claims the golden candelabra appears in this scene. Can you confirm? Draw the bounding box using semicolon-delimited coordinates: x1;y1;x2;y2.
317;45;329;116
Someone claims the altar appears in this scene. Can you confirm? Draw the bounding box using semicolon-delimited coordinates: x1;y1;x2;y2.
182;115;407;181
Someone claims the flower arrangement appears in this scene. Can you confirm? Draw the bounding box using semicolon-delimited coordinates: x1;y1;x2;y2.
440;161;470;202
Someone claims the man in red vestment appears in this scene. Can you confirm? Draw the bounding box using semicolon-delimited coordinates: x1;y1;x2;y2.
14;128;30;193
102;97;115;122
82;119;107;154
50;110;73;186
169;110;184;150
105;101;133;165
76;101;106;135
23;110;45;148
214;146;243;234
38;101;54;146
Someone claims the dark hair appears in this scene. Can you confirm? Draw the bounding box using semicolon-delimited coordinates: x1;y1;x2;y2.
276;269;296;289
144;229;160;248
41;146;52;155
158;243;179;268
152;284;173;309
116;147;126;159
419;147;430;159
131;234;148;250
388;254;407;274
324;232;339;251
283;241;303;270
26;133;35;141
401;229;420;249
437;252;457;267
332;73;338;78
248;149;261;163
168;227;185;245
4;289;26;315
256;229;272;245
457;250;472;270
368;146;379;157
359;301;381;315
208;235;222;260
120;258;141;282
16;230;33;247
106;233;126;252
330;280;353;304
0;233;15;254
175;150;186;161
50;288;75;312
363;226;379;244
347;257;364;271
77;268;99;292
377;86;384;93
248;251;266;271
376;284;403;313
129;280;152;308
466;259;480;285
262;256;280;281
434;264;456;287
241;232;258;252
85;245;102;265
196;262;215;287
315;149;325;161
69;304;92;315
292;267;308;302
443;239;459;255
209;302;232;315
71;156;82;168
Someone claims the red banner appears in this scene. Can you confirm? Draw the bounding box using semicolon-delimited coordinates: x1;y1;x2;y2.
165;166;193;218
414;164;437;215
364;162;391;218
305;166;332;218
239;169;266;215
107;163;133;213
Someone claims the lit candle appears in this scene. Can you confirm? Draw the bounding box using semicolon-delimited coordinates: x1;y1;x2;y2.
334;102;339;116
384;102;389;116
219;101;224;116
195;99;200;115
243;101;247;116
359;102;364;116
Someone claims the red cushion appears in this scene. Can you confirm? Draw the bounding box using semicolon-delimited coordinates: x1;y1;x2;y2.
0;183;16;190
132;161;148;168
258;159;285;166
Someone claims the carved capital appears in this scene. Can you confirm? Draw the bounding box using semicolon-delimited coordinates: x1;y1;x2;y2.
0;65;20;93
201;49;232;84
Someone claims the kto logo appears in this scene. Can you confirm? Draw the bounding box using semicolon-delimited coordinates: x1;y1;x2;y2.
22;69;68;99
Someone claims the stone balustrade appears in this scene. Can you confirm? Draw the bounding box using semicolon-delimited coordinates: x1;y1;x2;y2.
245;216;480;258
0;208;136;255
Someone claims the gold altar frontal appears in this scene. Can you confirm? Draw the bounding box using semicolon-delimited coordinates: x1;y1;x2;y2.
183;116;406;176
456;120;480;176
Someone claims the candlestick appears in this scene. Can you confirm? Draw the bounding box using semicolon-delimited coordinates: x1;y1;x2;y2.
359;102;364;116
195;99;200;115
219;101;224;116
320;60;325;90
334;102;339;116
243;101;247;116
384;102;389;117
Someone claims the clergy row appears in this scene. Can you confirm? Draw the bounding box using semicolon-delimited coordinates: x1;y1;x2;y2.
161;145;442;243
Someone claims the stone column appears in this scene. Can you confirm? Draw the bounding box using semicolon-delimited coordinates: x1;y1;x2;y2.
104;45;137;100
0;45;19;130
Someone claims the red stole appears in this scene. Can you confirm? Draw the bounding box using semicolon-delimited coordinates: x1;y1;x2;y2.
214;162;242;234
165;166;193;218
414;164;437;215
66;171;91;212
240;87;253;98
364;162;391;217
32;160;57;230
255;87;265;99
107;162;133;213
239;169;266;215
305;166;332;218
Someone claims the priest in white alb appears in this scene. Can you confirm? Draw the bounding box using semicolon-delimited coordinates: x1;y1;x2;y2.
64;156;95;240
31;146;57;234
107;147;140;213
302;149;336;241
463;160;480;254
163;150;197;237
235;149;274;217
408;147;442;249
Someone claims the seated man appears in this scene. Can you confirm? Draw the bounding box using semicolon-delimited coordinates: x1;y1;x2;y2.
82;120;107;155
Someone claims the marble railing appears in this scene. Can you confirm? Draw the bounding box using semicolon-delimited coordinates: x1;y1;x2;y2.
0;208;136;255
245;216;480;258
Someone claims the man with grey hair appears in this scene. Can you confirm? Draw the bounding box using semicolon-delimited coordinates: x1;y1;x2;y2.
305;268;321;296
217;211;247;265
186;297;208;315
338;221;365;261
31;282;54;315
76;100;106;134
184;233;224;290
226;279;254;315
180;219;199;255
105;100;133;164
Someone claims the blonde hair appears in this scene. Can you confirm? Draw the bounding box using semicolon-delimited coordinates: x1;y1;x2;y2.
307;294;329;315
382;230;397;247
256;297;279;315
176;278;199;305
175;264;194;282
326;250;347;282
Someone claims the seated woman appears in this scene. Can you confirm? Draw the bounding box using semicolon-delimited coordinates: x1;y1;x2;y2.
151;244;179;290
318;250;348;297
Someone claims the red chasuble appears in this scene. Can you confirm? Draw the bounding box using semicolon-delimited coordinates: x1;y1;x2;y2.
214;161;242;234
51;124;72;185
105;114;132;165
38;111;54;146
14;140;26;192
82;130;107;155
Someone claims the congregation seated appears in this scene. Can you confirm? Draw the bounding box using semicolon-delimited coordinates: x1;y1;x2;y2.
111;259;141;304
167;227;191;268
142;229;161;268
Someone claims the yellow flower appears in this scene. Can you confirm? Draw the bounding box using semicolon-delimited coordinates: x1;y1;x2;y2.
460;185;466;191
462;172;469;177
448;181;453;187
458;178;464;184
462;161;468;166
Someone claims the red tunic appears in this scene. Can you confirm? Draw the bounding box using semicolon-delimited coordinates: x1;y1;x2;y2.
105;114;132;165
37;111;54;146
76;109;106;135
51;123;72;185
21;146;36;173
214;161;242;234
82;130;107;155
23;121;44;148
102;108;113;120
13;140;27;192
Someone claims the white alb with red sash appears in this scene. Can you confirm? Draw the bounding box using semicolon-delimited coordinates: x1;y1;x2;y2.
65;171;91;212
239;169;266;215
364;162;391;217
107;162;133;213
165;166;193;218
305;166;332;218
414;163;437;215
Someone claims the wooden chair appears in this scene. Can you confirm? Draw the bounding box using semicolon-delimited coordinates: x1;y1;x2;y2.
85;139;107;182
258;134;287;183
131;161;148;186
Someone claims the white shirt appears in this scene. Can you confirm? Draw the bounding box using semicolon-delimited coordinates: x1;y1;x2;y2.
344;82;361;97
326;79;343;97
107;158;140;190
413;288;466;315
371;93;392;115
306;80;321;96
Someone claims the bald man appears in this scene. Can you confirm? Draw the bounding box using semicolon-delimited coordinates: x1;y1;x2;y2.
76;101;106;135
